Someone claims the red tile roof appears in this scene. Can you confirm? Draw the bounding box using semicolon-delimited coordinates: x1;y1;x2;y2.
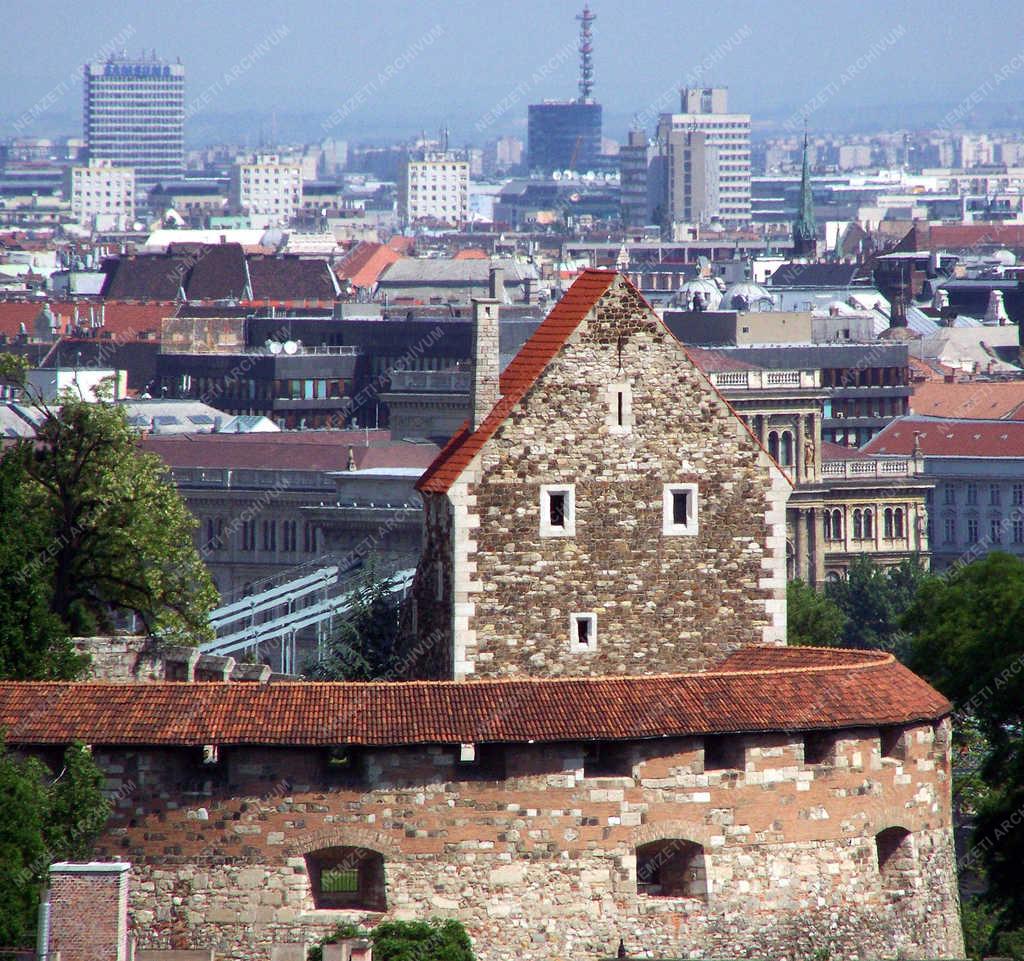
820;440;874;462
417;269;618;493
686;346;765;373
0;301;173;340
0;648;949;747
910;381;1024;420
863;415;1024;458
141;431;440;473
336;242;401;289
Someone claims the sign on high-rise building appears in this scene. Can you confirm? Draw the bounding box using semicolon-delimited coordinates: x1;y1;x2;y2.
83;54;185;198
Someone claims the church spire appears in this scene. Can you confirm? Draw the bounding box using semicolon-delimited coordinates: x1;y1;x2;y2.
792;129;817;258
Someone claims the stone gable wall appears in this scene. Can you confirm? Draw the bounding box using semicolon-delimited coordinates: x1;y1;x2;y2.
414;278;790;679
80;719;961;961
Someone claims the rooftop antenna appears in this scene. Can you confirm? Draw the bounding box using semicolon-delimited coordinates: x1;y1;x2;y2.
576;4;596;103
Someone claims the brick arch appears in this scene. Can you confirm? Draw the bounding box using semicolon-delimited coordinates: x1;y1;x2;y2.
630;819;712;850
287;826;402;860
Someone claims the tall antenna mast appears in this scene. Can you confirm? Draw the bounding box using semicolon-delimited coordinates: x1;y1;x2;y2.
577;4;595;103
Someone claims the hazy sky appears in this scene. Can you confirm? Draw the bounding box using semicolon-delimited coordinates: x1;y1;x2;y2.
3;0;1023;143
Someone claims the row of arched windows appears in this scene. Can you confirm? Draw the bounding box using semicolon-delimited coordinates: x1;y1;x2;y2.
823;507;907;542
767;430;795;467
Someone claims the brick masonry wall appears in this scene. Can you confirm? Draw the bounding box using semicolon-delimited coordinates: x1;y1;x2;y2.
83;720;962;961
48;865;129;961
413;277;790;679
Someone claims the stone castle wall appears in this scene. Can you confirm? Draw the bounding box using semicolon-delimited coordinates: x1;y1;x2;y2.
412;278;790;680
82;718;962;961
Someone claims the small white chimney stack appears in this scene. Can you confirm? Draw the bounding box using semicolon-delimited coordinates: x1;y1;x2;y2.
470;297;501;431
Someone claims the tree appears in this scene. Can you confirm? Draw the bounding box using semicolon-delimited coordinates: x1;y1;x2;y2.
310;920;475;961
0;742;111;947
306;567;401;680
787;579;847;647
825;555;929;655
0;355;217;641
0;455;86;680
905;552;1024;952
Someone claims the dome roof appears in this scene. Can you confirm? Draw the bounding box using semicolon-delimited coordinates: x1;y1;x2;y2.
723;281;774;310
678;278;723;310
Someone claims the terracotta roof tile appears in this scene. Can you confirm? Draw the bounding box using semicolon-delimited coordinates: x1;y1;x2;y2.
863;415;1024;458
910;381;1024;420
0;648;949;747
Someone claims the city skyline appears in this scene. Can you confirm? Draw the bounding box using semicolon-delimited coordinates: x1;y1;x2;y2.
3;0;1024;144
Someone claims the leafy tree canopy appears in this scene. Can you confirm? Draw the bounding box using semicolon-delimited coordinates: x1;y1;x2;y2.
787;578;847;647
0;742;111;947
0;354;217;643
310;919;474;961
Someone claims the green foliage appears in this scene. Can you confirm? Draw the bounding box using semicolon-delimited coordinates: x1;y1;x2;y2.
0;377;217;642
307;567;401;680
371;920;474;961
824;555;930;656
0;455;86;680
308;919;474;961
0;741;111;947
786;579;847;647
905;552;1024;938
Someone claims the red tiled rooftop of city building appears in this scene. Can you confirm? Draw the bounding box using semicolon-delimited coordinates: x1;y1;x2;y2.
863;415;1024;457
0;647;950;747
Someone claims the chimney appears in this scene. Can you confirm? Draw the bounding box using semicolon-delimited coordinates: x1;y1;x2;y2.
488;263;505;303
470;297;501;431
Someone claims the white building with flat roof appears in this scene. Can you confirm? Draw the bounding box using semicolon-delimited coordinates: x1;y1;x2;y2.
399;152;469;226
66;160;135;229
229;155;303;226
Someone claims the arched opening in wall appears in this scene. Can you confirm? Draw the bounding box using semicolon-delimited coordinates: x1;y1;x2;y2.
828;509;843;541
875;827;915;892
780;431;794;467
863;508;874;539
894;507;905;538
636;839;707;899
884;507;894;539
305;846;386;911
768;430;780;461
853;509;863;540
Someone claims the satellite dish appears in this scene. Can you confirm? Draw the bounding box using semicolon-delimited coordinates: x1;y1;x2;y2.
268;341;283;355
283;340;298;355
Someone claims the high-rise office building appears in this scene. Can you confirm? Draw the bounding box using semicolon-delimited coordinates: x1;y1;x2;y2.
229;154;304;226
656;88;751;226
83;53;185;197
526;5;603;174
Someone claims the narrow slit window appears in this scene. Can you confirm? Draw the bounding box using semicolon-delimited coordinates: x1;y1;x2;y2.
617;390;625;427
576;616;590;646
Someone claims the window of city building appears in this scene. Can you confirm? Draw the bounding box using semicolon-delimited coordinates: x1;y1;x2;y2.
1015;519;1024;544
663;483;698;536
990;484;1002;506
305;847;386;911
636;840;708;899
282;520;297;553
540;484;575;537
241;520;256;552
944;517;956;544
894;508;904;539
1014;484;1024;507
944;485;956;506
570;612;597;652
966;483;978;506
991;518;1003;544
967;518;979;544
262;520;276;552
824;509;843;542
303;522;318;553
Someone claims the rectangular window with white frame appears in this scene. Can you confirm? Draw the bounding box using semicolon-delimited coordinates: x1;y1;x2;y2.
569;612;597;652
663;483;699;536
540;484;575;537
